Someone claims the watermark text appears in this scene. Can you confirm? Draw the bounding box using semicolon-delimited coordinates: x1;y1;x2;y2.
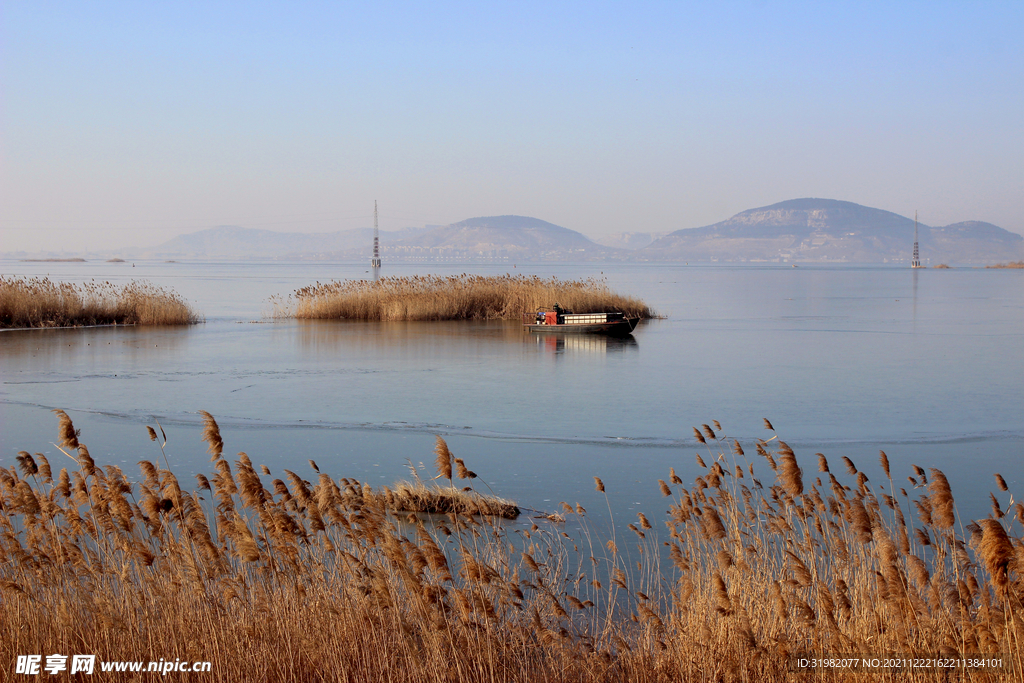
16;655;211;676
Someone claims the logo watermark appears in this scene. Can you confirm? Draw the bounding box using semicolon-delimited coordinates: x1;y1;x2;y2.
16;655;211;675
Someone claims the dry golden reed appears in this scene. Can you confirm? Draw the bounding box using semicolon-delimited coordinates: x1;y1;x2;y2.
433;434;453;480
199;410;224;461
376;481;519;518
0;413;1021;683
273;273;654;321
0;276;201;328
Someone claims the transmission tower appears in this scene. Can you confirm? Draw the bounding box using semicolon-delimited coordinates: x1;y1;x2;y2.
911;210;922;268
371;201;381;268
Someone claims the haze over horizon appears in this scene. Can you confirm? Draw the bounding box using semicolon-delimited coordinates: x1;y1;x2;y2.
2;2;1022;253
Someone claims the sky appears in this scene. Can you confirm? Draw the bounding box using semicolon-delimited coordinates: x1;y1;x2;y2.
1;1;1022;253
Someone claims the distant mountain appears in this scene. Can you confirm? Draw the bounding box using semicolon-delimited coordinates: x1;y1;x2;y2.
387;215;621;260
133;216;625;261
594;231;669;250
636;199;1023;263
29;201;1014;263
136;225;428;260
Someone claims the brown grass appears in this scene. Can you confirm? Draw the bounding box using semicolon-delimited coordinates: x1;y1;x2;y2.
987;262;1024;269
0;276;201;328
273;274;654;321
372;481;520;518
0;414;1021;682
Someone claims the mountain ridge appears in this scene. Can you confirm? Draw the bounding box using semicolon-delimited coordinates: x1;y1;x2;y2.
119;215;621;261
636;198;1022;263
6;201;1018;263
391;215;610;257
149;224;430;259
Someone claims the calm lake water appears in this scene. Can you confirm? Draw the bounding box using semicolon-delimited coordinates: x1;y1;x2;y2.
2;259;1022;524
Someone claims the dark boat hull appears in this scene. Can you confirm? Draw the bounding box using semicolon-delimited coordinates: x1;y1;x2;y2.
524;318;638;337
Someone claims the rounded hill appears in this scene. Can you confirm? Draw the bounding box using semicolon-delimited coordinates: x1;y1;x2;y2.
638;198;1022;263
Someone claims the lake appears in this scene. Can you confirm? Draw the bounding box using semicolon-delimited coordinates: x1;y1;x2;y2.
2;259;1022;525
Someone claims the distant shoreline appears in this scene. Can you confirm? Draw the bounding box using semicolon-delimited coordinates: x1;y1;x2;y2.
19;258;87;262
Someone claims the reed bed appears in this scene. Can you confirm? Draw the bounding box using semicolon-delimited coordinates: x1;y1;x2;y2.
274;274;654;321
1;413;1021;682
0;277;201;328
363;439;520;519
377;481;520;519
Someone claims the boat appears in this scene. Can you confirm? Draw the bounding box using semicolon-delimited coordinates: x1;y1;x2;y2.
523;310;639;337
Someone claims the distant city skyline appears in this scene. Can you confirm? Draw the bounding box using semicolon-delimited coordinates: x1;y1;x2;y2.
2;1;1022;253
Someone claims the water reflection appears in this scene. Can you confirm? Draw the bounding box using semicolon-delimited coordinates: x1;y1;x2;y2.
292;319;638;356
529;333;638;355
0;325;194;369
912;268;919;328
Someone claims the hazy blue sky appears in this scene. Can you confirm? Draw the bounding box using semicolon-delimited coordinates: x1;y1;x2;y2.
2;1;1022;252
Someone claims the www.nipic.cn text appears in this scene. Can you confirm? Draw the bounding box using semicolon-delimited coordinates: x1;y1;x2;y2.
16;655;212;675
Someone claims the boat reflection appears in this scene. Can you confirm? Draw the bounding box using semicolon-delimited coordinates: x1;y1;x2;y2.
291;319;638;356
532;333;638;355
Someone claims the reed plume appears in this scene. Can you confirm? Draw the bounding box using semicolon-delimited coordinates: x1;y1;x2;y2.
928;468;956;529
434;435;453;481
199;410;224;461
52;409;80;449
778;449;803;497
975;519;1014;591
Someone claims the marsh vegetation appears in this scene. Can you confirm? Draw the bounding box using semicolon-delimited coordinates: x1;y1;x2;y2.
0;277;201;328
1;412;1020;681
275;274;654;321
19;258;87;263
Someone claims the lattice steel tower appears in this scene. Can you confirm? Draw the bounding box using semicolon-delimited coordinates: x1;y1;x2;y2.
371;201;382;268
911;210;922;268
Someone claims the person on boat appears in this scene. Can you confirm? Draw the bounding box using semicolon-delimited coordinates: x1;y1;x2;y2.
552;302;564;324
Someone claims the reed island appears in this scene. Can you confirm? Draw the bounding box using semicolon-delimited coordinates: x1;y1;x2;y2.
1;412;1020;682
274;274;654;321
0;276;201;328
